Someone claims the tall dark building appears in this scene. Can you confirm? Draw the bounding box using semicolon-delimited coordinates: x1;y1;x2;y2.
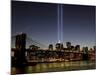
85;47;88;53
93;46;96;53
93;46;96;51
75;45;80;51
55;43;63;50
82;47;88;54
82;47;89;60
48;44;53;50
66;42;71;49
71;46;75;51
61;44;64;50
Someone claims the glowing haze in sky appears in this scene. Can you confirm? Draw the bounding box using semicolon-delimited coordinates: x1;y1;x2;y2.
12;1;96;49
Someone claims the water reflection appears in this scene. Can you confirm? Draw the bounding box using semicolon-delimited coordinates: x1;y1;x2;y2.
12;61;95;74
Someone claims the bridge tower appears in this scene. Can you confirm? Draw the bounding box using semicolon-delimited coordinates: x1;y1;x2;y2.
14;33;27;67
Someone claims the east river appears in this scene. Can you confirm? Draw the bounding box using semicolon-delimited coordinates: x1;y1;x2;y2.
11;61;96;74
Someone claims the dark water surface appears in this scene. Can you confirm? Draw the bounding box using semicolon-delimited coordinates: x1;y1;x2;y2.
11;61;96;74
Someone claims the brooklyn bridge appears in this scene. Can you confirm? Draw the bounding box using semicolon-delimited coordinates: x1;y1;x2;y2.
11;33;95;67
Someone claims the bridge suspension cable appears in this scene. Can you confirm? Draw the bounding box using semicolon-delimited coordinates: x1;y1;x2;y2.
11;35;47;48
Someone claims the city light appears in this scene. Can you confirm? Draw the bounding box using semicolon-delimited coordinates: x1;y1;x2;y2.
57;4;63;43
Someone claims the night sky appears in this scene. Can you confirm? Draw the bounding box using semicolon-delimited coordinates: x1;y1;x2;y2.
12;1;96;49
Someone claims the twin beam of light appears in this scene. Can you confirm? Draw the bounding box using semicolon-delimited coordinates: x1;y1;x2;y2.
57;4;63;43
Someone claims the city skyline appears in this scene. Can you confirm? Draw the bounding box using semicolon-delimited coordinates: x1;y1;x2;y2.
12;1;96;49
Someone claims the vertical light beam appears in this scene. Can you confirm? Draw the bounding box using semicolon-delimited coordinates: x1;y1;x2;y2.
57;4;63;43
61;4;63;43
57;4;60;43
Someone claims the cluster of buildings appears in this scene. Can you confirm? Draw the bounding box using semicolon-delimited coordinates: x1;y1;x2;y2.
30;41;96;53
27;42;96;62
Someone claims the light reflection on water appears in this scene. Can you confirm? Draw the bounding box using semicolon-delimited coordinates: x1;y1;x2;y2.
12;61;96;74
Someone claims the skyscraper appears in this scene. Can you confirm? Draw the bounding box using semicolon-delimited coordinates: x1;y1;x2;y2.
66;42;71;49
48;44;53;50
75;45;80;51
55;43;63;50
